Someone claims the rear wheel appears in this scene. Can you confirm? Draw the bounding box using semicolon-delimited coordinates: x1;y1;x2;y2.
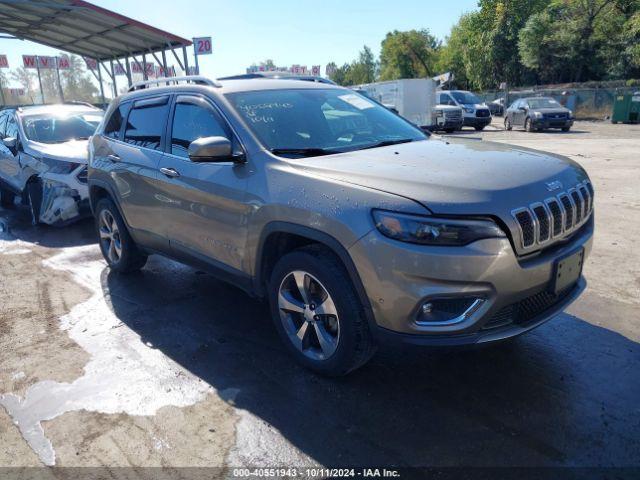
562;126;571;132
444;128;455;133
474;125;485;131
95;198;147;273
0;185;15;208
268;245;376;376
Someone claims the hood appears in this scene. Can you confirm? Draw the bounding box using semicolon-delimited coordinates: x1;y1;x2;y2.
462;103;488;110
295;137;588;216
27;139;90;164
532;107;571;114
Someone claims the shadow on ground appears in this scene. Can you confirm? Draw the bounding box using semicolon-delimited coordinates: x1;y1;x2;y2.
102;256;640;468
0;204;96;249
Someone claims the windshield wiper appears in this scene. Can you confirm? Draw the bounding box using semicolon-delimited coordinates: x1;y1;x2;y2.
270;147;337;157
359;138;415;150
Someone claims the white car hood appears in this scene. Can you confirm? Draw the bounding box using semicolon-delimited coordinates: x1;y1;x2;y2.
27;139;90;164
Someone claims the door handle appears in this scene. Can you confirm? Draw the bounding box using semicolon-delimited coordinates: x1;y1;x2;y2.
160;167;180;178
107;154;120;162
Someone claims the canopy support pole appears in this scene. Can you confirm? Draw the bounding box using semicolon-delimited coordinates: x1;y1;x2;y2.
110;60;117;97
142;54;148;80
167;43;184;72
96;59;105;106
34;57;45;104
182;46;189;75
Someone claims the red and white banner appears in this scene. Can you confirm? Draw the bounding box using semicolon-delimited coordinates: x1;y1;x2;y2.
114;63;126;76
311;65;320;76
0;55;8;68
131;61;142;74
84;57;98;70
9;88;25;97
37;56;57;69
23;55;37;69
57;55;71;70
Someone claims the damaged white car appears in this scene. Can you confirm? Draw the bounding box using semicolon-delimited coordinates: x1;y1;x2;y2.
0;104;103;226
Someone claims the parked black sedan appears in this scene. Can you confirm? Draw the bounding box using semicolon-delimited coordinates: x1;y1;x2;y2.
504;97;573;132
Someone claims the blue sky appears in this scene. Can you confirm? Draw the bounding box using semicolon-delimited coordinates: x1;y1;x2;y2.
0;0;478;87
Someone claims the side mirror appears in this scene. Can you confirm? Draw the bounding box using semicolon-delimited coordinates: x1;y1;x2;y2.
188;136;244;163
3;137;17;149
2;137;18;155
518;106;527;111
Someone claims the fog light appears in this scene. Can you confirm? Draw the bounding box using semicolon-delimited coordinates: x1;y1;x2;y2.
416;297;485;326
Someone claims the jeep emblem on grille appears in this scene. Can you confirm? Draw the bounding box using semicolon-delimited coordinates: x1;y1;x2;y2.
545;180;563;192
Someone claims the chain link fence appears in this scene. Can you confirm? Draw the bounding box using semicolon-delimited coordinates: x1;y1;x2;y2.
480;81;640;120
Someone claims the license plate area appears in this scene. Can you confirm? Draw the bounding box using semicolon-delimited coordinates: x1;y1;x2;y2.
551;248;584;294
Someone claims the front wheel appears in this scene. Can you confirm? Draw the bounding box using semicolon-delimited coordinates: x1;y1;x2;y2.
562;127;571;132
95;198;147;273
26;179;43;225
474;125;485;131
525;117;535;132
0;185;15;208
268;245;376;376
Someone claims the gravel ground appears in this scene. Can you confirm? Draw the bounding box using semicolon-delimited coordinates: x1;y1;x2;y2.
0;120;639;477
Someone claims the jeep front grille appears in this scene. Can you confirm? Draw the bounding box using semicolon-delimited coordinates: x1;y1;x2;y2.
512;180;593;250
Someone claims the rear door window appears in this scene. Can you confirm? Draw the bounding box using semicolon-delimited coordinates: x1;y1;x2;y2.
123;96;170;151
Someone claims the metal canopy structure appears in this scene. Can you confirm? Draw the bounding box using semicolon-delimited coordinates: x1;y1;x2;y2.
0;0;194;103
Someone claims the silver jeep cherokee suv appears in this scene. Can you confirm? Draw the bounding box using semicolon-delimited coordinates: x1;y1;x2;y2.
88;76;594;376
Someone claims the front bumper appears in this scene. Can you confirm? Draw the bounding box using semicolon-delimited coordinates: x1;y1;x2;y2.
532;118;574;129
348;216;593;345
463;116;492;127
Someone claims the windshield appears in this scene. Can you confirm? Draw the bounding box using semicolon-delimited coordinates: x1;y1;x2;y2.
450;91;482;105
227;88;426;157
527;98;561;109
21;110;103;144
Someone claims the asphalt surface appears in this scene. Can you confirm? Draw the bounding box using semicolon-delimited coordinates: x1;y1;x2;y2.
0;120;639;476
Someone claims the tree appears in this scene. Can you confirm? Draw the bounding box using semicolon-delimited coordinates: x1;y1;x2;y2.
326;46;377;86
326;62;351;85
59;54;98;102
344;46;377;85
10;67;37;103
379;29;440;80
519;0;620;83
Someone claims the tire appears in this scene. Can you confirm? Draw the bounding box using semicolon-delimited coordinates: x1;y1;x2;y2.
95;198;147;273
525;117;535;132
474;125;485;131
0;185;15;208
444;128;455;133
268;245;376;376
26;179;43;225
562;127;571;132
504;117;513;131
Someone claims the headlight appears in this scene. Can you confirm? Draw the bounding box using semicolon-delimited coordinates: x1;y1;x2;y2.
372;210;506;246
568;110;573;118
434;109;444;116
464;107;474;113
533;111;543;118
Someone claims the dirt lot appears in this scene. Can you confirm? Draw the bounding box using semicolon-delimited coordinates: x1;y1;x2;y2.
1;120;639;476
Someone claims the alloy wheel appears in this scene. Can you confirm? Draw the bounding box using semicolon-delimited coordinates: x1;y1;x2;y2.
277;270;340;360
99;209;122;264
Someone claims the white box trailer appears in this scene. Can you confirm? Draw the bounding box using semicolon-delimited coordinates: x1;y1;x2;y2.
356;78;436;129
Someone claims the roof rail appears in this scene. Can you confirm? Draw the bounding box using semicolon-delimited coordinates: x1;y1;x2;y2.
127;76;221;92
